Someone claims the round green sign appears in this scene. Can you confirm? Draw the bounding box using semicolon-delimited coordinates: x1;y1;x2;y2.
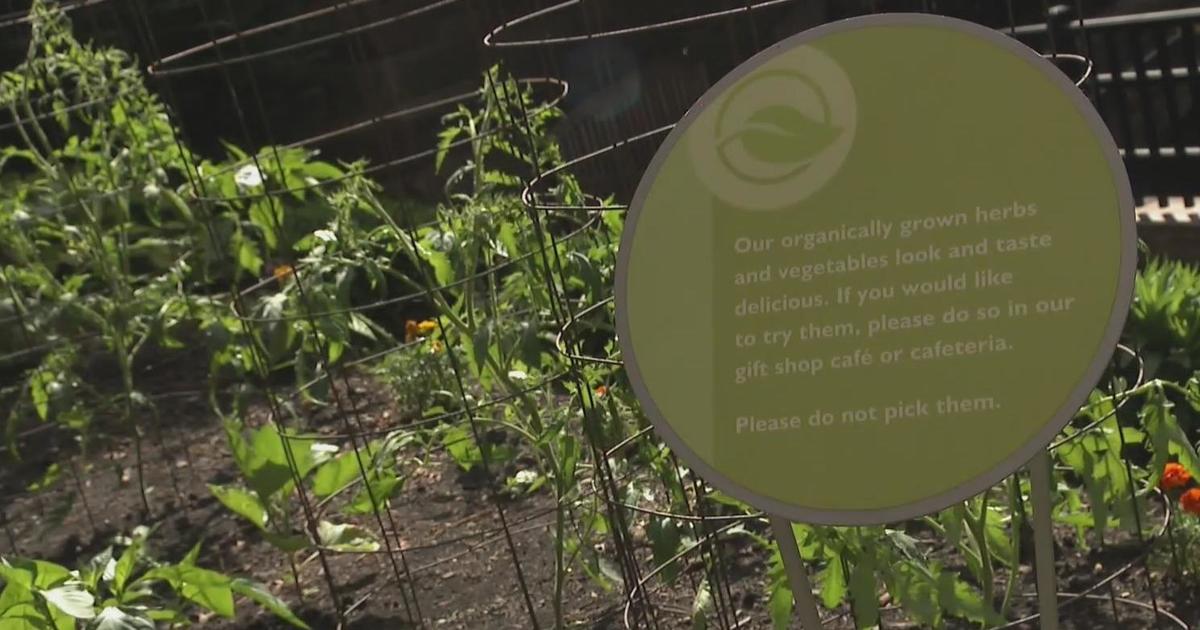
616;14;1136;525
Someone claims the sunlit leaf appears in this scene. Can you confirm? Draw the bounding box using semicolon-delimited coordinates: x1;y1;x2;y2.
230;579;310;629
89;607;155;630
316;521;380;553
39;585;95;619
208;484;268;529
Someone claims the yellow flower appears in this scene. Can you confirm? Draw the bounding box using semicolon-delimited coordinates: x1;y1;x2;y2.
406;319;438;343
430;340;444;354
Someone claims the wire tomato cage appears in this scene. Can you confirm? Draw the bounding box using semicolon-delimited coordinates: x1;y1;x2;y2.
481;0;1191;628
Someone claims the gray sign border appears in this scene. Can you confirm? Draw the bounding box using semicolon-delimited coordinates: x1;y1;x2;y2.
613;13;1137;526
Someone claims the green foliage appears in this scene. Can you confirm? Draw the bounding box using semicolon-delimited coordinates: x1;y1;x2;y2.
0;528;309;628
1127;258;1200;378
0;0;402;457
209;419;407;555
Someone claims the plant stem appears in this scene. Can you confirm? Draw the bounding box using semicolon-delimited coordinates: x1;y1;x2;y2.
68;459;97;532
1000;476;1023;617
554;482;566;629
968;491;996;615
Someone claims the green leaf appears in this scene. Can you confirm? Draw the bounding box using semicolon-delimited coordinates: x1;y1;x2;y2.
818;553;846;610
89;607;155;630
848;553;879;627
300;161;343;182
180;567;236;619
143;608;186;624
262;533;310;553
471;324;493;385
426;249;454;287
223;420;255;481
939;506;964;547
647;519;682;584
559;434;581;492
497;222;521;258
0;558;72;591
690;579;712;630
345;471;403;516
235;233;264;276
884;561;941;627
724;104;842;166
26;463;62;493
181;540;203;568
38;585;95;619
316;521;380;553
147;565;234;619
127;237;180;270
768;578;792;630
442;426;481;471
1144;389;1200;481
0;603;53;629
29;372;52;421
936;570;1004;625
348;314;378;342
248;202;280;251
326;339;345;365
208;484;269;529
246;424;305;499
597;557;625;590
230;579;310;629
160;189;195;224
435;126;463;174
984;507;1014;568
81;548;114;592
111;539;142;595
312;451;363;498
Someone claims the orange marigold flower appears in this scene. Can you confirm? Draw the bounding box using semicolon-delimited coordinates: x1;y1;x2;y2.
1181;488;1200;516
1160;462;1193;491
417;320;438;335
405;320;420;343
594;385;608;397
272;264;295;284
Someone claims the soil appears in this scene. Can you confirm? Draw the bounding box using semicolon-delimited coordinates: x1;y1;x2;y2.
1;350;1197;629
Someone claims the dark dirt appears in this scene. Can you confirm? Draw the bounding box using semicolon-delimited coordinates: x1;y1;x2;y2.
1;351;1197;629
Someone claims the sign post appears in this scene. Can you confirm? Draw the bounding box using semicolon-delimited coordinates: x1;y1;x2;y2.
769;517;824;628
1030;451;1062;630
616;13;1135;627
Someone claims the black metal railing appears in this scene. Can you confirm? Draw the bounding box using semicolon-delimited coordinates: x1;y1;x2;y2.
1014;6;1200;207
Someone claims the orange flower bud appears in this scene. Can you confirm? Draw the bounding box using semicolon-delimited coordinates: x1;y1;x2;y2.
1181;488;1200;516
405;320;420;343
273;264;295;284
594;385;608;397
1160;462;1193;491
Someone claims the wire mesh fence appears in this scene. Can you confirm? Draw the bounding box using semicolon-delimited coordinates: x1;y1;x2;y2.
0;0;1198;628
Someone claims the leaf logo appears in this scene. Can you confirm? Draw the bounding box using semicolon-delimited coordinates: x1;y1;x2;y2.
688;49;857;210
715;72;843;185
719;101;842;182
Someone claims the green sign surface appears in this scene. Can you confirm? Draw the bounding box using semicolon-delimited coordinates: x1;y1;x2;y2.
615;14;1136;525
